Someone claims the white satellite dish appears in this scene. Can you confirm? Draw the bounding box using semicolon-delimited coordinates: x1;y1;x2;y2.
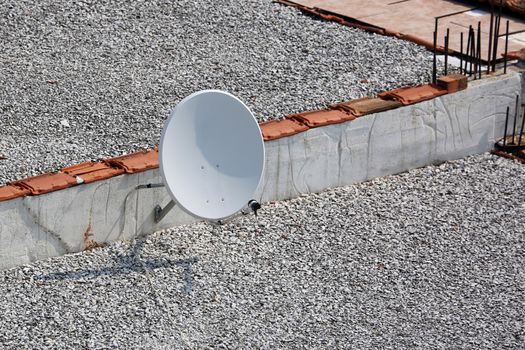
156;90;265;221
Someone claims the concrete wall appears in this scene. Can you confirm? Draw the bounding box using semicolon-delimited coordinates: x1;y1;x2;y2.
0;72;522;270
259;73;522;202
0;170;195;268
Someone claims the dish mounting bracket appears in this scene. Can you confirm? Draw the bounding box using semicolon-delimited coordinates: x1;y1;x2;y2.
135;183;176;223
135;183;261;224
154;200;176;223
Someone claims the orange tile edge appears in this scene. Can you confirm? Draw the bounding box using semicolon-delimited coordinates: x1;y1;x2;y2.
0;185;31;202
331;97;404;117
105;148;159;174
288;109;356;128
504;48;525;61
11;172;79;196
378;84;449;105
62;161;126;184
259;119;309;141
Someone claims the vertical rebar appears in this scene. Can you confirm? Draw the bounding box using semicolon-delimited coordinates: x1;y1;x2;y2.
444;28;449;76
512;96;518;144
460;31;464;75
433;31;437;84
433;17;438;84
465;27;472;74
503;106;509;146
492;0;502;71
503;20;509;74
487;2;494;74
518;108;525;146
477;21;481;79
470;26;475;76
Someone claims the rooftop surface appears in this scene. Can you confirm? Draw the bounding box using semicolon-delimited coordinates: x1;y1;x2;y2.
281;0;525;57
0;0;447;185
0;154;523;349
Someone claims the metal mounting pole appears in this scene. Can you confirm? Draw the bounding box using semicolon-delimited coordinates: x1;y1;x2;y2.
155;200;176;223
136;183;164;190
137;181;261;224
134;183;175;223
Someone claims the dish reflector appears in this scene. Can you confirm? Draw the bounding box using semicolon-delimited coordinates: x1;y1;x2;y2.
159;90;265;221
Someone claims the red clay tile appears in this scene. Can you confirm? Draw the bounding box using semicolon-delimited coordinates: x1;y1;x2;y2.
505;48;525;61
259;119;309;141
289;109;356;128
491;150;525;164
398;33;436;51
332;97;403;117
12;172;78;195
62;161;125;184
316;11;346;25
437;74;468;93
378;84;448;105
105;149;159;173
0;185;30;202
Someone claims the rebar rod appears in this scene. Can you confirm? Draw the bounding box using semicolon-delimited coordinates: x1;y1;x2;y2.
512;95;518;144
503;20;509;74
444;28;449;76
460;31;464;75
503;106;509;146
487;2;494;73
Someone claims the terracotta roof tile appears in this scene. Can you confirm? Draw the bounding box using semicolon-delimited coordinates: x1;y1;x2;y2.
437;74;468;93
504;48;525;61
397;33;436;51
289;109;355;128
0;185;30;202
332;97;403;117
105;149;159;173
259;119;309;141
62;161;125;184
491;150;525;164
12;172;78;195
378;84;448;105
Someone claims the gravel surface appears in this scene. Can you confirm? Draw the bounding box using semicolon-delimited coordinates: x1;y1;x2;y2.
0;153;523;349
0;0;448;184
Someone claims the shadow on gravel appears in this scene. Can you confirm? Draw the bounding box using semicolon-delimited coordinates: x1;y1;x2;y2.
33;238;198;294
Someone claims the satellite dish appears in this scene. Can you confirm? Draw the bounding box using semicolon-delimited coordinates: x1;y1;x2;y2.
158;90;265;221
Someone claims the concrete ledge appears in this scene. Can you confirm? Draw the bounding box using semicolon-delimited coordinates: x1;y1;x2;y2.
260;73;522;202
0;72;522;270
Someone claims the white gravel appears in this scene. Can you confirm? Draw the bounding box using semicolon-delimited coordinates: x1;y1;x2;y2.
0;153;523;349
0;0;448;184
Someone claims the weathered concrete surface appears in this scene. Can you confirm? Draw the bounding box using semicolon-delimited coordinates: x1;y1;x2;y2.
0;171;195;270
0;72;522;270
260;72;522;202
